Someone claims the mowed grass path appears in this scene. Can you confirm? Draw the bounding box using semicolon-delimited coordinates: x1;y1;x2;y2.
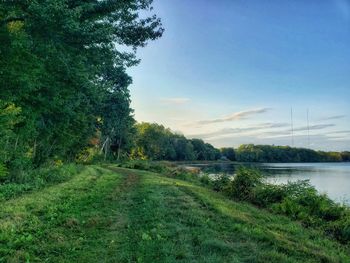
1;165;349;262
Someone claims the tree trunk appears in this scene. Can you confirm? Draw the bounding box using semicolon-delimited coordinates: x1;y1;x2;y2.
117;135;122;162
104;137;109;161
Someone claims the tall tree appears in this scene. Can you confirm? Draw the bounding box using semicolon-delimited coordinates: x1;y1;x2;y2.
0;0;163;172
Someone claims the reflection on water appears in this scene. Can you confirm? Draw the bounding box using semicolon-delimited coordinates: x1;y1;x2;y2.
184;162;350;204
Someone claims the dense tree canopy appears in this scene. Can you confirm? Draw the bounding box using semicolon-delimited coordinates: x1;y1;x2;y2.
131;123;221;161
235;144;347;163
0;0;163;174
220;147;236;161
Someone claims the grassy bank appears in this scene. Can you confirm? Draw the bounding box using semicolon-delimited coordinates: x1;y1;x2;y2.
118;160;350;244
1;165;350;262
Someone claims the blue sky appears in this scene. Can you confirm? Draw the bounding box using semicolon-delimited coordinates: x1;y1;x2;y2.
127;0;350;151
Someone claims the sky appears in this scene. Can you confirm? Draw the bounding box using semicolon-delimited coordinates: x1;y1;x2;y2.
127;0;350;151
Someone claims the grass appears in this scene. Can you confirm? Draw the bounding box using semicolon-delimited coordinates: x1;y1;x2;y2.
1;165;349;262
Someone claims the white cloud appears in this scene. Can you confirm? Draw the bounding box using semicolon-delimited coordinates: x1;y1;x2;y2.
318;115;346;121
189;122;289;139
293;124;336;132
195;107;271;125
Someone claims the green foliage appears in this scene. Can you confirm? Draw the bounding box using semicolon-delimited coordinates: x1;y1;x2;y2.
199;174;211;185
328;217;350;243
131;123;221;161
0;101;31;174
252;184;286;207
158;163;350;244
271;181;345;225
0;0;163;173
341;151;350;161
225;168;262;201
211;174;230;192
191;138;221;161
220;147;236;161
235;144;346;162
250;178;350;243
0;164;82;200
0;163;8;182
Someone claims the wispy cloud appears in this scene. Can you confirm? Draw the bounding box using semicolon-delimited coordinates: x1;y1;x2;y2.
160;97;190;105
327;136;350;141
293;124;336;132
189;122;288;139
261;124;336;138
195;108;271;125
326;130;350;135
318;115;346;121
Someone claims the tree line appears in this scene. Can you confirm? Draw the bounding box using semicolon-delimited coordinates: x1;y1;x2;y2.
112;123;350;163
129;125;350;162
0;0;163;177
234;144;350;163
130;123;221;161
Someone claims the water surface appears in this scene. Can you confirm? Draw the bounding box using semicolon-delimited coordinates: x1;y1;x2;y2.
184;162;350;204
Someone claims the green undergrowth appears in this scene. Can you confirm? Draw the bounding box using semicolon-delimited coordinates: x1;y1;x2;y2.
1;164;350;262
0;164;83;201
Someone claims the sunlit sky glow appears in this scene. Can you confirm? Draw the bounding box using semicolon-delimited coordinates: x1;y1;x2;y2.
127;0;350;151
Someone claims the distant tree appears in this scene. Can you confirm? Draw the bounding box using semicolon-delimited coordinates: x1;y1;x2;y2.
340;152;350;162
132;123;221;161
235;144;346;163
221;148;235;161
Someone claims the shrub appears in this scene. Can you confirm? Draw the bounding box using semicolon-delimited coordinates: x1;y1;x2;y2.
224;167;262;201
211;174;230;192
327;217;350;243
271;181;344;222
252;184;286;207
199;174;211;185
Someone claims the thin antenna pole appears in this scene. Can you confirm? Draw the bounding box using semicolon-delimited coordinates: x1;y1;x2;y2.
291;107;294;147
307;108;310;147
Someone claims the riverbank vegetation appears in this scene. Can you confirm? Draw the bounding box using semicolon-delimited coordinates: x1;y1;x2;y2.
125;161;350;244
219;168;350;244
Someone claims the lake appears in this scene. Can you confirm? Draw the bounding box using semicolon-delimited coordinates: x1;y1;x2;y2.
183;162;350;204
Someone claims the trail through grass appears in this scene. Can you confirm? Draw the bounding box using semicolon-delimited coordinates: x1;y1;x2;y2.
1;165;349;262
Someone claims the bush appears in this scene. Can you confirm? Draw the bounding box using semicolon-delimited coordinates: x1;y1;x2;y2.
270;181;345;224
224;167;262;201
199;174;211;185
211;174;230;192
252;184;286;207
327;217;350;243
